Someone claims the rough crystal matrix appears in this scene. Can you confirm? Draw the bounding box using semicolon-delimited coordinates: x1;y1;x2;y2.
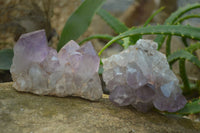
102;39;187;112
10;30;103;101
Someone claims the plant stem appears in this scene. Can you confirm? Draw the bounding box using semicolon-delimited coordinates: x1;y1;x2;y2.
166;35;171;57
143;7;165;27
179;59;190;91
79;34;123;46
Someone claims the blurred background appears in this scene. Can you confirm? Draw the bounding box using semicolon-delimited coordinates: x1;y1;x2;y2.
0;0;180;49
0;0;199;84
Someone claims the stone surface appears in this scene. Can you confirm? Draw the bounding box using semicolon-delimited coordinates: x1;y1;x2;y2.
102;39;187;112
0;82;200;133
10;30;102;101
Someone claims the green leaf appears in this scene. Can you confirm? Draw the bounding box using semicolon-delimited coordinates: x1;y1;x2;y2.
181;37;189;47
97;8;128;34
172;43;200;93
179;59;190;91
167;49;200;67
165;4;200;24
143;6;165;27
176;98;200;114
0;49;13;70
166;35;172;57
175;14;200;24
186;43;200;53
79;34;123;46
57;0;105;51
122;37;130;49
97;8;141;48
98;25;200;56
155;3;200;49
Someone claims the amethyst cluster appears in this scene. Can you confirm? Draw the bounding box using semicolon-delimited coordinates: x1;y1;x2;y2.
102;39;187;112
10;29;186;112
10;30;103;101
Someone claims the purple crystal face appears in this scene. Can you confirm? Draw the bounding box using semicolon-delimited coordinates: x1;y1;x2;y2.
102;39;187;112
11;30;49;73
10;30;103;101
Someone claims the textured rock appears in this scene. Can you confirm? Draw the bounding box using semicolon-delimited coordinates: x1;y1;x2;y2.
10;30;102;101
102;39;187;112
0;82;200;133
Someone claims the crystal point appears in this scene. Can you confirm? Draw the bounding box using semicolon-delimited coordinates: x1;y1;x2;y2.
12;30;49;73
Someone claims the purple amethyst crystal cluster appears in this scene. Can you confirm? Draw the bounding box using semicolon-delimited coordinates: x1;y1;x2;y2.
10;30;103;101
102;39;187;112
